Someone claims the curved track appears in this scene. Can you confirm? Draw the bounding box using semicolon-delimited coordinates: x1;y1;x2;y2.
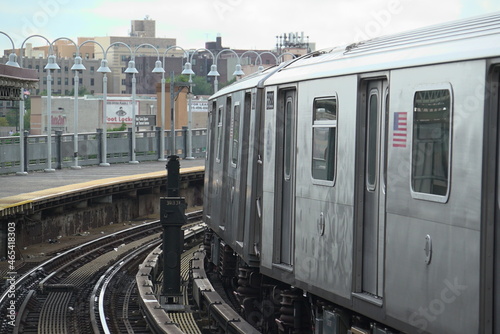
0;211;204;334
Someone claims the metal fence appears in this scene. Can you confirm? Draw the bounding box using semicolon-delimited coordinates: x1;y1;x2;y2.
0;127;207;175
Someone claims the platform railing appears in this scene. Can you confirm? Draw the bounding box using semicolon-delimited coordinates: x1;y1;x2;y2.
0;127;207;174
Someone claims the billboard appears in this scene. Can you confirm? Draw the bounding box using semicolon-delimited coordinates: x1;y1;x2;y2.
51;108;67;131
51;114;66;127
106;100;140;124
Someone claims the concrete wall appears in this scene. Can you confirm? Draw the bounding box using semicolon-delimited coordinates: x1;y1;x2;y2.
30;94;159;135
4;178;203;251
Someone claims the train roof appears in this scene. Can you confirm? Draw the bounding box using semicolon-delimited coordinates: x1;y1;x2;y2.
209;12;500;98
210;63;283;99
266;12;500;85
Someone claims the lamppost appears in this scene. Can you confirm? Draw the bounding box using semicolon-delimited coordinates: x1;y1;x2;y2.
97;57;111;166
0;32;32;176
126;43;164;164
0;32;25;176
15;35;53;174
278;52;297;63
240;50;264;72
78;40;111;166
0;31;20;134
257;51;280;70
181;48;219;159
49;38;86;170
211;49;245;93
124;55;138;163
181;54;195;160
160;46;189;161
43;41;60;172
0;32;19;68
95;42;134;166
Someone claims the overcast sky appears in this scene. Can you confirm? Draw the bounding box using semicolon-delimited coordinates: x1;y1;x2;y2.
1;0;500;55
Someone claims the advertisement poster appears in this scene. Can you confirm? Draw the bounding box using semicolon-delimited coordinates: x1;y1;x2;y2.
51;114;66;127
106;100;140;124
51;108;67;131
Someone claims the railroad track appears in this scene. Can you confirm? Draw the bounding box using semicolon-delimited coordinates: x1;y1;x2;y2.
93;237;162;333
0;210;203;334
134;237;260;334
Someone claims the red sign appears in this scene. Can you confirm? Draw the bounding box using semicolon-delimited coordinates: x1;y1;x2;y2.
51;114;66;126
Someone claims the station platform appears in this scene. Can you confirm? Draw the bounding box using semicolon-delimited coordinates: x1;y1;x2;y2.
0;158;205;220
0;159;204;199
0;158;205;267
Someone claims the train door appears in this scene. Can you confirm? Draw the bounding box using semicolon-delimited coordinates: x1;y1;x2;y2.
221;96;232;232
227;93;251;247
213;103;224;229
251;89;264;261
226;99;240;243
482;64;499;334
356;79;389;299
234;93;252;244
274;89;296;266
204;101;216;223
492;67;499;334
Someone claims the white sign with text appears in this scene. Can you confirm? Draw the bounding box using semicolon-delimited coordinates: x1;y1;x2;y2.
106;100;140;124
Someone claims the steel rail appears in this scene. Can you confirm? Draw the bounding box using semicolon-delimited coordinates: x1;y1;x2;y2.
0;219;161;308
96;210;204;333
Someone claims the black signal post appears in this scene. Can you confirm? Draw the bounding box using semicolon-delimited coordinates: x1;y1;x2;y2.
161;155;187;307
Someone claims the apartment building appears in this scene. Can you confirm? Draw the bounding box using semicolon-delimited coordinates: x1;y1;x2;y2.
2;18;178;96
12;56;102;95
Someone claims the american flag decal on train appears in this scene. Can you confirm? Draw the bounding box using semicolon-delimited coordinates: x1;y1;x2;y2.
392;112;408;148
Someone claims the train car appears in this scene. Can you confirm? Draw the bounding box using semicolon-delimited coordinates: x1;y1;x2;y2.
204;13;500;334
205;68;280;268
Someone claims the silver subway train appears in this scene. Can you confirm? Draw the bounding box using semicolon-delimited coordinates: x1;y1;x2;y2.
203;12;500;334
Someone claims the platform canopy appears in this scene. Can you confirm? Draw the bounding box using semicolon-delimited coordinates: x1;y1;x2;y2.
0;64;38;101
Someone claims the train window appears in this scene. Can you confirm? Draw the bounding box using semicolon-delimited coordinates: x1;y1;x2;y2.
207;101;216;161
311;96;337;184
411;88;451;199
231;104;240;167
367;92;378;190
284;99;293;180
216;106;223;163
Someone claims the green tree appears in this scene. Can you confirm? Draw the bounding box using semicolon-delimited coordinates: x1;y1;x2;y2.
218;77;236;90
108;121;127;131
166;74;215;96
24;96;31;110
24;109;31;130
165;74;188;85
0;117;8;126
19;96;32;131
191;75;214;96
5;109;18;127
68;86;88;96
